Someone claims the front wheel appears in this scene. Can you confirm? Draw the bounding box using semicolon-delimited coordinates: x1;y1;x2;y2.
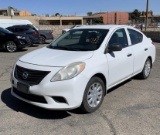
137;58;151;79
80;77;105;113
5;41;17;52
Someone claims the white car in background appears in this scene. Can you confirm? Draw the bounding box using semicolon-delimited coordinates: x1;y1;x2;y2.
11;25;156;113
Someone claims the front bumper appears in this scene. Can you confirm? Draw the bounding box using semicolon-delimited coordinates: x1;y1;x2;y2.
11;61;89;110
16;39;29;48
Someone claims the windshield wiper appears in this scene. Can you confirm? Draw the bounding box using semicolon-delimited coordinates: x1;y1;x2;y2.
69;48;92;51
48;46;92;51
50;46;70;50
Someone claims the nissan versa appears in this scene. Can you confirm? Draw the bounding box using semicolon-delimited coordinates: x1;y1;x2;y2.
11;25;156;113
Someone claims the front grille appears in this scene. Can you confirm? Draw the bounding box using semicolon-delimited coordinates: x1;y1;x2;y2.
14;65;50;85
13;87;47;103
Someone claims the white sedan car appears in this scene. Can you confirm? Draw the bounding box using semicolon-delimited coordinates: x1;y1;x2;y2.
11;25;156;113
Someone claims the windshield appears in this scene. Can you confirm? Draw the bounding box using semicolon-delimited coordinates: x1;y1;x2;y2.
0;27;12;33
49;29;108;51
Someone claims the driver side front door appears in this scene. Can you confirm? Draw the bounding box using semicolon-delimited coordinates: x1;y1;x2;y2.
106;28;134;88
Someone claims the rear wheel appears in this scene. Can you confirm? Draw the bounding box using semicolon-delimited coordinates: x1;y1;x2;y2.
137;58;151;79
80;77;105;113
39;35;46;44
27;38;33;47
5;41;17;52
29;38;33;46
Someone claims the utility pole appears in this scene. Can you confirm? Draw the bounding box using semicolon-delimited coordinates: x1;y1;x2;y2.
145;0;149;31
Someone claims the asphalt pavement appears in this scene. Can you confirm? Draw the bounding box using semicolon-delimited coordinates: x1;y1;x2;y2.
0;43;160;135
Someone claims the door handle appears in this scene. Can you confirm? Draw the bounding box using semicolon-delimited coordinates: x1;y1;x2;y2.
127;53;132;57
144;48;148;51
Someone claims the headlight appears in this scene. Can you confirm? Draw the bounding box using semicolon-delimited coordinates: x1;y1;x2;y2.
51;62;85;82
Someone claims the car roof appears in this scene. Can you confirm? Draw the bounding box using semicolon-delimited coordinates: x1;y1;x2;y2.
72;24;143;34
73;25;134;30
9;24;32;27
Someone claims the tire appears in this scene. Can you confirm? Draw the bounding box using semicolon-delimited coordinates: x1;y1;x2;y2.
80;77;105;113
39;35;46;44
5;41;17;52
27;38;33;47
137;58;151;79
29;38;33;46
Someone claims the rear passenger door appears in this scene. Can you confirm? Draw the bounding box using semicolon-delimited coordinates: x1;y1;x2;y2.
127;29;148;74
14;27;27;34
107;28;134;87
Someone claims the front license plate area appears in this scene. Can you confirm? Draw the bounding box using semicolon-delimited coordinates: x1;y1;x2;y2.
17;82;29;93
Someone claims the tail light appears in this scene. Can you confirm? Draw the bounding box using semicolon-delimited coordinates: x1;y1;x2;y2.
33;31;39;35
50;31;54;36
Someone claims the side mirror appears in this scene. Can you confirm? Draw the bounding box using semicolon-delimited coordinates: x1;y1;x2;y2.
104;43;122;54
108;43;122;51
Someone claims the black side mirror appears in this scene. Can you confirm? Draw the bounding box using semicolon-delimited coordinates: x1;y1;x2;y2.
108;43;122;51
104;43;122;54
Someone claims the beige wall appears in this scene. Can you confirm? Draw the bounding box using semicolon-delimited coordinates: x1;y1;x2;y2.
0;16;83;25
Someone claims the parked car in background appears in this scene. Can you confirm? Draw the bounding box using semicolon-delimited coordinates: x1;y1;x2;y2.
0;27;29;52
11;25;156;113
0;19;32;28
6;24;40;45
0;19;54;44
39;30;54;44
156;23;160;28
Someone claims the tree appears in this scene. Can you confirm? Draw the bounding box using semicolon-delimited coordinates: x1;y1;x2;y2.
93;16;103;24
131;9;141;24
87;12;92;16
55;13;60;16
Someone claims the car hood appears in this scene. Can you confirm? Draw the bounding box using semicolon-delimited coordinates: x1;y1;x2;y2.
19;47;93;67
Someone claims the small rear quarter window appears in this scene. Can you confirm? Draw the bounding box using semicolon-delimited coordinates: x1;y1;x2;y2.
128;29;143;45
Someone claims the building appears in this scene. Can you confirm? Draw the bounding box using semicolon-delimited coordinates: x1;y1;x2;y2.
0;8;8;16
38;16;83;25
0;7;32;17
0;7;20;16
19;10;32;16
92;12;129;24
1;6;160;26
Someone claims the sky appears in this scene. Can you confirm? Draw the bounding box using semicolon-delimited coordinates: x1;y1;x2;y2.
0;0;159;16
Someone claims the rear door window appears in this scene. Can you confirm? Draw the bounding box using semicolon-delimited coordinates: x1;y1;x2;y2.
128;29;143;45
14;27;25;32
